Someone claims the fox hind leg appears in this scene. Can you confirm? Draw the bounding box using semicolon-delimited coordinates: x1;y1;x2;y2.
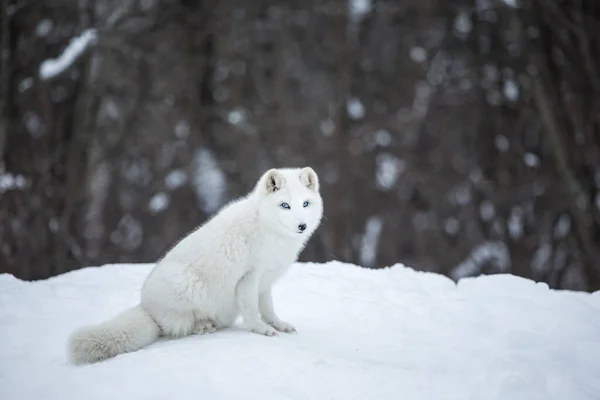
152;309;196;338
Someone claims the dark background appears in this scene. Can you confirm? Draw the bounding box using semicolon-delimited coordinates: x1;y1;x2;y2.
1;0;599;291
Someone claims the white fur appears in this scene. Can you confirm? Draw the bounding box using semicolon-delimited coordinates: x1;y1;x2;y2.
68;167;323;364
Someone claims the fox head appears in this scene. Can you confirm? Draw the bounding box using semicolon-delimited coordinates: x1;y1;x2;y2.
256;167;323;238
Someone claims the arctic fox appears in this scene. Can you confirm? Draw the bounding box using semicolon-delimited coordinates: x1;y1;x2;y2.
68;167;323;364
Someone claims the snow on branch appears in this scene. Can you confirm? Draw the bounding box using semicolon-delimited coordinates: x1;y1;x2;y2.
451;241;511;280
39;29;98;80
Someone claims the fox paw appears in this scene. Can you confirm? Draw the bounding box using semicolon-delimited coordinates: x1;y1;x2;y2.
268;320;296;333
193;320;217;335
250;323;279;337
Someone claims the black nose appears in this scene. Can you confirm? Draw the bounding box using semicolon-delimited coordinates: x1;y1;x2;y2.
298;223;307;231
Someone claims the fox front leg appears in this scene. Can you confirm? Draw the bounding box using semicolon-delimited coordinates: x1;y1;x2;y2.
236;271;278;337
259;287;296;333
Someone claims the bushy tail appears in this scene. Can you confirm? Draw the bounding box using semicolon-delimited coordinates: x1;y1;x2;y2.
68;305;161;364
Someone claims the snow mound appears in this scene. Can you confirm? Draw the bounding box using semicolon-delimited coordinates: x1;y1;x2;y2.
1;262;599;400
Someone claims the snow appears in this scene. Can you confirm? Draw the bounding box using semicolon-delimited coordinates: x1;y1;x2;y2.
148;192;169;214
1;261;600;400
39;29;97;80
426;50;449;86
553;214;571;238
320;119;335;136
409;46;427;63
508;206;525;240
413;81;433;116
98;98;120;120
110;215;143;250
451;241;511;280
444;217;460;235
531;242;552;274
374;129;392;147
454;10;472;35
502;0;518;8
495;134;510;152
346;98;366;120
469;167;483;184
524;152;540;167
18;77;33;92
227;109;245;125
0;173;28;192
451;182;472;206
375;153;404;190
349;0;372;20
35;19;53;37
49;218;60;233
192;149;227;213
479;199;495;221
123;158;152;186
503;79;519;101
174;120;190;139
359;216;383;267
165;169;188;190
24;111;43;137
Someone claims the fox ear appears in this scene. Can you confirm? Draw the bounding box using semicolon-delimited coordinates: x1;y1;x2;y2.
299;167;319;193
265;169;284;194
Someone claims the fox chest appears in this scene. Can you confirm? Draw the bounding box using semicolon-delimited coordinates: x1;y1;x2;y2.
250;237;298;275
251;245;297;271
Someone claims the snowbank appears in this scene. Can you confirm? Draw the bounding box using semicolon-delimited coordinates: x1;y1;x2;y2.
1;261;599;400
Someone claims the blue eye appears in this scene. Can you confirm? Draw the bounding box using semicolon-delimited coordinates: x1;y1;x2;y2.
303;201;309;207
280;202;290;209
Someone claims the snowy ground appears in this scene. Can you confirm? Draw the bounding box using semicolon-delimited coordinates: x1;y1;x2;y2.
1;261;600;400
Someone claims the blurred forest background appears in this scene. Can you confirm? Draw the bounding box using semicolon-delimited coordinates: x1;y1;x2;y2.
1;0;599;291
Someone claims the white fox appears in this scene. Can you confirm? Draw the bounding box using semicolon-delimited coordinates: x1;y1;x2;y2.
68;167;323;364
